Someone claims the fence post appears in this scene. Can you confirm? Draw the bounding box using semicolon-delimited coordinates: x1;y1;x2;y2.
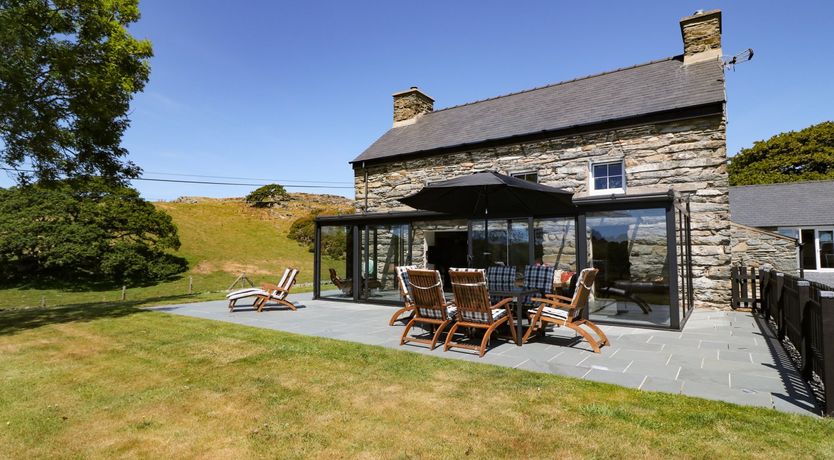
771;272;784;325
819;291;834;417
121;285;126;301
759;268;770;315
188;276;193;295
731;266;739;309
796;280;810;373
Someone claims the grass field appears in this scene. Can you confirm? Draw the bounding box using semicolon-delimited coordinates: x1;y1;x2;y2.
0;195;351;310
1;304;833;458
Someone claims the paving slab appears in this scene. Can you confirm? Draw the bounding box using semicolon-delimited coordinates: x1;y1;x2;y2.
149;297;818;416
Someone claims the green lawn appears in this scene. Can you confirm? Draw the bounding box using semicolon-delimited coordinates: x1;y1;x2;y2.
0;197;347;310
1;304;832;459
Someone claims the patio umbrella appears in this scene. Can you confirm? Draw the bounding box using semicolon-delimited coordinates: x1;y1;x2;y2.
397;171;574;219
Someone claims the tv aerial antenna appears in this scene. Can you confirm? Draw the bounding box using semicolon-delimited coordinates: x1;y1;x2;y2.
722;48;754;71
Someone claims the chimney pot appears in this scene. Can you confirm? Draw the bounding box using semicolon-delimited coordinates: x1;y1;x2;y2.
680;9;722;65
392;87;434;127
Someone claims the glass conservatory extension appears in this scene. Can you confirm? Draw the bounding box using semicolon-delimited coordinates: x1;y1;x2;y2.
314;191;695;330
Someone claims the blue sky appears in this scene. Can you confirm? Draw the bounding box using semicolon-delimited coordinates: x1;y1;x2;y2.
6;1;833;199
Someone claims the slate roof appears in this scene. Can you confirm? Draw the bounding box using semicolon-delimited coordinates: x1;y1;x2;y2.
353;56;725;164
729;180;834;227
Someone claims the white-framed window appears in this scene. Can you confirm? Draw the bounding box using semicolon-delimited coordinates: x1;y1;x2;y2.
589;160;625;195
783;227;834;271
511;171;538;183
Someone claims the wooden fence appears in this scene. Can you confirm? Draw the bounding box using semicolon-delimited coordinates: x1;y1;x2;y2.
734;266;834;416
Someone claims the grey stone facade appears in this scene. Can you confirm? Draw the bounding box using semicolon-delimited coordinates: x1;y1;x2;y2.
354;115;730;309
730;223;799;274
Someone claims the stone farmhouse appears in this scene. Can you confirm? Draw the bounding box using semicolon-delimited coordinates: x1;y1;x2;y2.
315;10;747;330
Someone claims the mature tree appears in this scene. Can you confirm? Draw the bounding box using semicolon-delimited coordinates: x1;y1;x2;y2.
245;183;290;207
728;121;834;186
0;179;186;284
0;0;152;184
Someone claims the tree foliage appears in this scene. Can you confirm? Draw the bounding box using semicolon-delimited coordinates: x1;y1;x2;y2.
245;183;290;207
0;0;153;184
728;121;834;186
0;179;187;284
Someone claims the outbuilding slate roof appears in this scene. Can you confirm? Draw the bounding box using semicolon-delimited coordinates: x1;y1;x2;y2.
729;180;834;227
352;56;725;164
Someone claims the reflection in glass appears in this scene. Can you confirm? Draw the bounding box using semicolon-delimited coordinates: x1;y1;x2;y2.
362;224;410;302
587;208;671;327
471;220;529;270
820;230;834;269
801;229;817;270
318;225;354;299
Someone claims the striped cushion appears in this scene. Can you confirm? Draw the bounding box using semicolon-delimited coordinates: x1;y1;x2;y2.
395;265;417;303
461;307;506;324
538;306;569;320
226;288;268;301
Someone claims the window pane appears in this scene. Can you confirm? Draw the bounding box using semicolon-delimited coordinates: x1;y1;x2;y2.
594;177;608;190
801;229;817;270
608;162;623;176
609;175;623;189
593;164;607;177
587;208;670;327
777;228;799;239
820;231;834;269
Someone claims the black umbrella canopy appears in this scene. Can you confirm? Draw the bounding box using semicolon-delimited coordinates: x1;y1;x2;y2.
398;171;574;217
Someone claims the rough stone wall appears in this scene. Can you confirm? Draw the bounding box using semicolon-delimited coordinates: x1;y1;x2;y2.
730;222;798;275
393;92;433;123
681;12;721;56
355;115;730;308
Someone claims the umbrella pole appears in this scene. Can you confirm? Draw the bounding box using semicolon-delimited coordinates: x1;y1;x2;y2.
484;186;488;264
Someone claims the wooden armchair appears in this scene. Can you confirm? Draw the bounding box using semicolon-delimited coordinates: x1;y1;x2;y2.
445;269;517;357
523;268;609;353
388;265;417;325
399;269;456;351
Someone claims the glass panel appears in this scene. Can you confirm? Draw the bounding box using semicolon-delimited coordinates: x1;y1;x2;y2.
534;217;576;296
411;220;469;291
609;175;623;189
608;162;623;176
361;224;410;302
508;220;530;270
587;208;671;327
594;177;608;190
318;225;354;299
820;230;834;269
777;227;799;239
471;220;508;269
593;164;607;177
801;229;817;270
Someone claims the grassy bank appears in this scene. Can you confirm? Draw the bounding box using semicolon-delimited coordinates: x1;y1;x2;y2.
1;304;833;458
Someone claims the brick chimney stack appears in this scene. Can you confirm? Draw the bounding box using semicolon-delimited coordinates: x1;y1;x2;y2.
392;87;433;127
680;9;722;65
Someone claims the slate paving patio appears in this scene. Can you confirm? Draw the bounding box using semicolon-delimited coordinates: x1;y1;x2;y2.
151;293;819;416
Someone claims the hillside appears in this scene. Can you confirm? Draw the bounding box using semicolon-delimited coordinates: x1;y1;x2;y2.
0;193;354;309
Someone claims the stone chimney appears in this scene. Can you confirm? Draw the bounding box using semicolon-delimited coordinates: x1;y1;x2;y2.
392;87;433;127
680;9;722;65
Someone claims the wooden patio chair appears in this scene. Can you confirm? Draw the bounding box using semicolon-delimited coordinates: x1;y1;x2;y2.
522;268;610;353
399;269;456;350
445;269;517;357
227;268;299;312
388;265;417;326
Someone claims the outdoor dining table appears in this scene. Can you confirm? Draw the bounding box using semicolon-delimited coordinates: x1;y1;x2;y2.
491;287;540;345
